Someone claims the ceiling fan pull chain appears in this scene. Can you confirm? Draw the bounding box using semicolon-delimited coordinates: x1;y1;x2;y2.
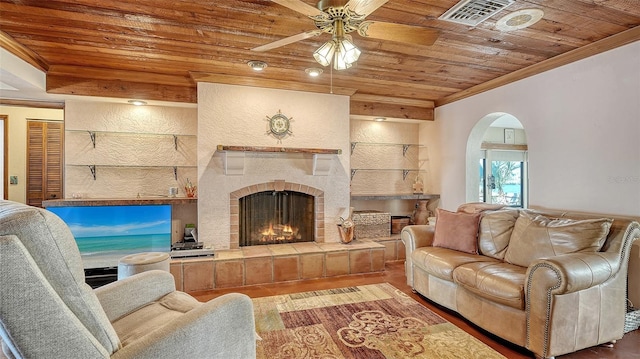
330;62;333;94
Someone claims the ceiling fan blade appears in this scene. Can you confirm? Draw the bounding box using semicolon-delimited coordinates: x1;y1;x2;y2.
272;0;325;17
252;30;323;52
358;21;439;46
346;0;389;16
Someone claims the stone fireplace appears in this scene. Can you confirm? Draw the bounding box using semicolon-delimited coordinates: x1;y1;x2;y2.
197;82;350;250
230;180;324;248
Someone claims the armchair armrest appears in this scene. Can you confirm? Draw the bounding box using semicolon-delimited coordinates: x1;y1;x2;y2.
401;225;435;286
110;293;256;359
95;270;176;322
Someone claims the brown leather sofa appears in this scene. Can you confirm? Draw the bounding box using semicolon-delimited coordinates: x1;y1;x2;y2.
402;206;639;359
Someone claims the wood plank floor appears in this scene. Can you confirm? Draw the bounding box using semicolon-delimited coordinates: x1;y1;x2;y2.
192;262;640;359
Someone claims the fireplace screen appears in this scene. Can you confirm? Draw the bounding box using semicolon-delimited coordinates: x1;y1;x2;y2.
239;190;314;246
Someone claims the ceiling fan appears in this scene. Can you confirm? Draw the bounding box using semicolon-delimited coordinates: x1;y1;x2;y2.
251;0;440;70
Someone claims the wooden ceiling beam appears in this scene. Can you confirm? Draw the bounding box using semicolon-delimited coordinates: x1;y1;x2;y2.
46;74;196;103
0;30;48;71
350;94;435;108
190;72;357;97
350;100;434;121
47;65;194;87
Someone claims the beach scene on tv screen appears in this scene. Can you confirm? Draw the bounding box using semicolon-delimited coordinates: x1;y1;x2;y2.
48;205;172;269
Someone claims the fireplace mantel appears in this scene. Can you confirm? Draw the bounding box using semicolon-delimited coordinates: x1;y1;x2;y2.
216;145;341;176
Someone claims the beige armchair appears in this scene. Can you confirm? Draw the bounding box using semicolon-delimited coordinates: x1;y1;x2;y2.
0;200;256;359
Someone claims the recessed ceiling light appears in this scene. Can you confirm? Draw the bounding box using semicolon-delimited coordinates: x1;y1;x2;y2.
247;60;268;71
496;9;544;32
305;68;323;77
374;117;386;122
127;100;147;106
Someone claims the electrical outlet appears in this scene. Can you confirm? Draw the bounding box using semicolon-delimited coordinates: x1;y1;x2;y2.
9;176;18;185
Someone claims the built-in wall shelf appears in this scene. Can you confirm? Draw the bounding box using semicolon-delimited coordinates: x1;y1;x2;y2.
350;168;424;180
67;129;196;149
43;197;197;207
216;145;341;154
351;193;440;201
67;164;196;180
350;142;422;156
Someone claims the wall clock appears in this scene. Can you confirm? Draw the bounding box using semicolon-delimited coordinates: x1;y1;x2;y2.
266;110;293;142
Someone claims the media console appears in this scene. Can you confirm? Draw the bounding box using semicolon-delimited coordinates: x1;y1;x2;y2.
43;197;198;287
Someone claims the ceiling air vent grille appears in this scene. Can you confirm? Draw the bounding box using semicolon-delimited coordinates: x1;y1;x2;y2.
439;0;514;26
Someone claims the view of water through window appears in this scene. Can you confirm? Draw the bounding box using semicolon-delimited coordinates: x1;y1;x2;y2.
480;159;523;206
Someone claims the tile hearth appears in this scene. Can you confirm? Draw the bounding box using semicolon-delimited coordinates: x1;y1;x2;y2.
170;240;393;293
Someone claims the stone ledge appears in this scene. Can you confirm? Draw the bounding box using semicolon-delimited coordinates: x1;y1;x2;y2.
170;240;385;293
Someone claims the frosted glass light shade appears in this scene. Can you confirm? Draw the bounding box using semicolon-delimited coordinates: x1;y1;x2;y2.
313;41;336;67
314;36;361;70
333;52;352;70
337;38;361;64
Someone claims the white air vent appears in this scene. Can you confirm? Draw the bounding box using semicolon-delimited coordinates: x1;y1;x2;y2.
439;0;515;26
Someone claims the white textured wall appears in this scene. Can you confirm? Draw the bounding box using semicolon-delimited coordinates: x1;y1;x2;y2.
197;83;351;249
432;41;640;216
350;120;422;195
349;119;438;216
64;101;198;199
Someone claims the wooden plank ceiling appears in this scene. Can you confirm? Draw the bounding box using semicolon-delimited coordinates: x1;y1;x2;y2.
1;0;639;120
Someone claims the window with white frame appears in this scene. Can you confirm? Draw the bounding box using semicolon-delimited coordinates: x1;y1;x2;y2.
479;149;527;207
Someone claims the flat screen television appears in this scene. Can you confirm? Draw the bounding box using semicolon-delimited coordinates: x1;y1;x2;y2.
47;204;172;269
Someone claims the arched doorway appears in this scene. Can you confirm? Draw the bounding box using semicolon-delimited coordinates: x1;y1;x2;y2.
465;113;528;207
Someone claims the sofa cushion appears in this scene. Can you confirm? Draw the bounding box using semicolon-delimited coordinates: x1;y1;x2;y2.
411;246;498;281
453;261;527;310
433;208;481;254
504;211;613;267
478;209;520;260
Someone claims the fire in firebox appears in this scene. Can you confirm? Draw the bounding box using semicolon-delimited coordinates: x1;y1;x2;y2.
240;190;314;247
259;223;300;243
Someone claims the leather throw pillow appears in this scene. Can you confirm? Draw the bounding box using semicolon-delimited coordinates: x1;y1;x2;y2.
504;211;613;267
432;208;481;254
478;208;520;260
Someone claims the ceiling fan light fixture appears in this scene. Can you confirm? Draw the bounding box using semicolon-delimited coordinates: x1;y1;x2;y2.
333;51;352;70
314;38;361;70
313;41;336;67
337;37;361;64
247;60;268;71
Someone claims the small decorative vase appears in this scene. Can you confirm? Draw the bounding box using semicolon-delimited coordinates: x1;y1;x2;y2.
412;175;424;194
337;224;355;244
338;209;355;244
184;178;197;198
410;200;430;225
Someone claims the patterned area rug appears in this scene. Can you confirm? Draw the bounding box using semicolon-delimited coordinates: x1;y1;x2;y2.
252;283;506;359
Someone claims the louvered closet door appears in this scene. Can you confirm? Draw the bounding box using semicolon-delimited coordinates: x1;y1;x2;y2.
27;121;63;207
